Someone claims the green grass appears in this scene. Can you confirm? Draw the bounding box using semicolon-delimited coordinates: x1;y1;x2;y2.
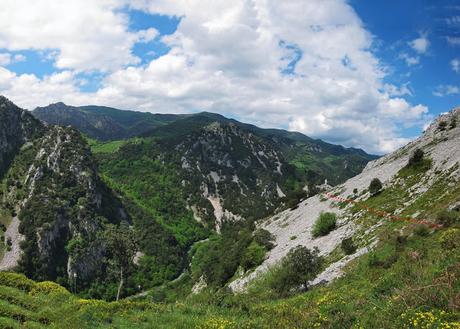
0;208;459;329
88;140;127;154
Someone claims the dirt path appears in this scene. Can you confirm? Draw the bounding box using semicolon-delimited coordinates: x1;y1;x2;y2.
0;216;24;271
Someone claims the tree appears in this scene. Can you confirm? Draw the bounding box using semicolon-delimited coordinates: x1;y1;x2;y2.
270;246;323;296
104;222;137;301
241;241;266;271
408;148;424;166
369;178;383;196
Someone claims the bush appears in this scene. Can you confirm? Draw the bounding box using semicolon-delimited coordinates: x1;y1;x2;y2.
408;148;424;166
436;209;459;227
341;237;357;255
353;188;358;195
414;225;430;237
312;212;337;237
29;281;70;296
438;121;448;131
450;116;457;129
253;229;275;250
369;178;383;196
439;228;460;250
241;242;266;271
269;246;323;296
283;189;308;210
0;273;35;291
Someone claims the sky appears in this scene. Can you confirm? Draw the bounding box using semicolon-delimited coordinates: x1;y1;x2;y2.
0;0;458;154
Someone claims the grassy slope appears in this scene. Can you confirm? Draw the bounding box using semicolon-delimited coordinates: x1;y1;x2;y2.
0;222;458;328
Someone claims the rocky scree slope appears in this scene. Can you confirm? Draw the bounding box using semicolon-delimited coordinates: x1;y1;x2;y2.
230;106;460;291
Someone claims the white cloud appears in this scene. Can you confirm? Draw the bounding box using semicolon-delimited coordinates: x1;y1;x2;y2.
0;53;26;66
0;0;157;72
451;58;460;73
0;53;11;66
383;83;412;97
433;85;460;97
399;53;420;66
0;0;429;154
409;34;429;54
13;54;26;62
447;36;460;46
446;16;460;25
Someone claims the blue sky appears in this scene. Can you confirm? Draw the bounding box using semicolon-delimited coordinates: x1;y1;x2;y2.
0;0;458;154
352;0;460;134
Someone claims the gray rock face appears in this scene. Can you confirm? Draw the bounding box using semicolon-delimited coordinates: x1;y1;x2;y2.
0;96;43;177
16;126;113;281
176;122;288;228
0;98;127;285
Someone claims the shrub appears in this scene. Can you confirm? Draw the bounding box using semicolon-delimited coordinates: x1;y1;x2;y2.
341;237;357;255
438;121;448;131
450;116;457;129
436;209;459;227
414;225;430;237
253;229;275;250
283;189;308;210
0;273;35;291
312;212;337;237
269;246;323;296
439;228;460;250
408;148;424;166
241;242;266;271
29;281;70;296
369;178;383;196
353;188;358;195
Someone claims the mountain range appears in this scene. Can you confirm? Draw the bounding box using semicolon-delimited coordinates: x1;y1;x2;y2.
0;97;376;298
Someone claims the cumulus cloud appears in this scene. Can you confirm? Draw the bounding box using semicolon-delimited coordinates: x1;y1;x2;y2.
409;34;429;54
383;83;412;97
0;0;429;154
0;53;27;66
0;0;157;72
399;53;420;66
447;36;460;46
0;53;11;66
451;58;460;73
433;85;460;97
